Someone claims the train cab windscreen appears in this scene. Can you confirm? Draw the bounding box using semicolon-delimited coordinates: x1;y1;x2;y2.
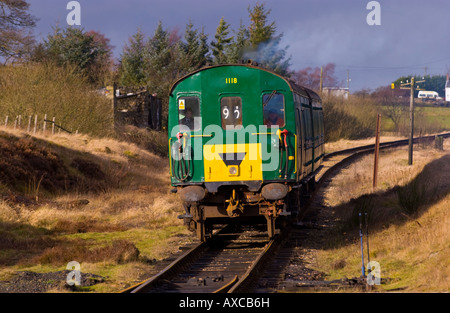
263;92;285;127
178;96;200;131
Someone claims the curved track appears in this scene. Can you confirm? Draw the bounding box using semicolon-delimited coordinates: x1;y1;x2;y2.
122;226;281;293
122;132;450;293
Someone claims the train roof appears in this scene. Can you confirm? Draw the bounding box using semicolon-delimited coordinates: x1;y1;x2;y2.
169;63;321;102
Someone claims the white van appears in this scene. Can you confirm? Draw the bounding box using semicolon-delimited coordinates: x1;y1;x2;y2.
418;91;439;100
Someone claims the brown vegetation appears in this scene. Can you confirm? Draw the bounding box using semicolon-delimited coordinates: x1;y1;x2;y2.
0;127;190;291
0;63;113;137
315;139;450;291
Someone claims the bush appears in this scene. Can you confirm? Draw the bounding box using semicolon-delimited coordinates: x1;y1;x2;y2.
0;62;114;137
322;95;377;142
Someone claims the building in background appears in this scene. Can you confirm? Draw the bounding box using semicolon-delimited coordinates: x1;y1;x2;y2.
445;74;450;103
322;87;349;99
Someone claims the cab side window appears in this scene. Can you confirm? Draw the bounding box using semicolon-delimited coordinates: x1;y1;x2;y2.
178;96;200;131
263;92;285;127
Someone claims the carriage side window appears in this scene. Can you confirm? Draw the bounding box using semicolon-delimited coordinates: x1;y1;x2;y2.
178;96;200;131
263;92;285;127
221;97;242;129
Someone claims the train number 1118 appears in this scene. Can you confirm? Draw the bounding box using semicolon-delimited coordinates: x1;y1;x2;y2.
225;78;238;84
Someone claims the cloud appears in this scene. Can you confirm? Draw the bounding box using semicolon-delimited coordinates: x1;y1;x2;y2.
29;0;450;91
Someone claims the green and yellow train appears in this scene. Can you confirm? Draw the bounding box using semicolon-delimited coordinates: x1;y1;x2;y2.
168;62;324;241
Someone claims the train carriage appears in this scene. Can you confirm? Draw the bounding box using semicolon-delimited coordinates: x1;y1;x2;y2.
168;62;324;241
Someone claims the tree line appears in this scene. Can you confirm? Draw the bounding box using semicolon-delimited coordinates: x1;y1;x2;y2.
1;1;290;86
0;1;345;98
2;0;446;139
2;1;447;95
118;2;292;99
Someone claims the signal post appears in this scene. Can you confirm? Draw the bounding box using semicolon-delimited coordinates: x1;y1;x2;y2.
396;77;425;165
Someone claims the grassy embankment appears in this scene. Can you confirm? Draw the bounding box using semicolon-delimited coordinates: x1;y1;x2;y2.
315;138;450;292
0;127;191;292
1;129;448;292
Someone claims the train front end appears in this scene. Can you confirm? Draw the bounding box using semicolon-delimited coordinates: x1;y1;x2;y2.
168;64;298;241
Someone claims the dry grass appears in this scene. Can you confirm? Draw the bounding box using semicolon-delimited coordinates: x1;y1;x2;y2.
0;127;192;291
314;138;450;292
324;136;407;154
0;63;113;137
32;239;140;266
325;140;449;208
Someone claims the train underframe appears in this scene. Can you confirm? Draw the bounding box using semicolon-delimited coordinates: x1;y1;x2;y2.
177;177;316;242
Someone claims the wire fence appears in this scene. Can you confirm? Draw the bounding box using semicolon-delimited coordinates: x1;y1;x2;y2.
2;114;77;135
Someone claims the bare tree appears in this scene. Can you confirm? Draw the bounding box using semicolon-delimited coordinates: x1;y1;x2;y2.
293;63;340;91
0;0;37;64
373;86;408;134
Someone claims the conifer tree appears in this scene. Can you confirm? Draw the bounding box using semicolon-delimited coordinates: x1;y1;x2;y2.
145;21;178;98
119;28;147;86
245;2;291;76
180;21;210;72
211;17;233;65
248;3;275;48
44;27;113;85
147;21;171;72
225;20;250;64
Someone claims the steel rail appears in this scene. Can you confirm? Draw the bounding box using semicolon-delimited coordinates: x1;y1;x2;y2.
120;241;207;293
324;132;450;160
121;132;449;293
226;235;283;293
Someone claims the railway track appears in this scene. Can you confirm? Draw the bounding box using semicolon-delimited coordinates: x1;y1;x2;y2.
122;225;282;293
122;132;449;294
317;132;450;184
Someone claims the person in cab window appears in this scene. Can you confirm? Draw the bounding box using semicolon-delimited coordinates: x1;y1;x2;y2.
180;107;194;130
265;109;283;127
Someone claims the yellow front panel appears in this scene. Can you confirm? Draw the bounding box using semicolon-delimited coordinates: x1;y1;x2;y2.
203;143;262;182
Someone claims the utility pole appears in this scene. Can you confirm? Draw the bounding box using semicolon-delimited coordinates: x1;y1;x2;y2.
400;77;425;165
347;70;350;90
320;66;323;93
373;114;381;188
409;77;414;166
347;70;350;98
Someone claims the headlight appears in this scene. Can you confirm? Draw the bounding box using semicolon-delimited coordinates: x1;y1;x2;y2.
228;166;238;175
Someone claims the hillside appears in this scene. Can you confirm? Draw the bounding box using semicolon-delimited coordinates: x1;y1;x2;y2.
0;127;448;292
312;139;450;292
0;127;191;292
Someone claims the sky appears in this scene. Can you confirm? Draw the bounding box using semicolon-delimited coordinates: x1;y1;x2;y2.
28;0;450;92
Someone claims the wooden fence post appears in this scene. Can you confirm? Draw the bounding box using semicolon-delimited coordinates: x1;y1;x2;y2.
33;115;38;134
27;115;32;132
43;114;47;133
